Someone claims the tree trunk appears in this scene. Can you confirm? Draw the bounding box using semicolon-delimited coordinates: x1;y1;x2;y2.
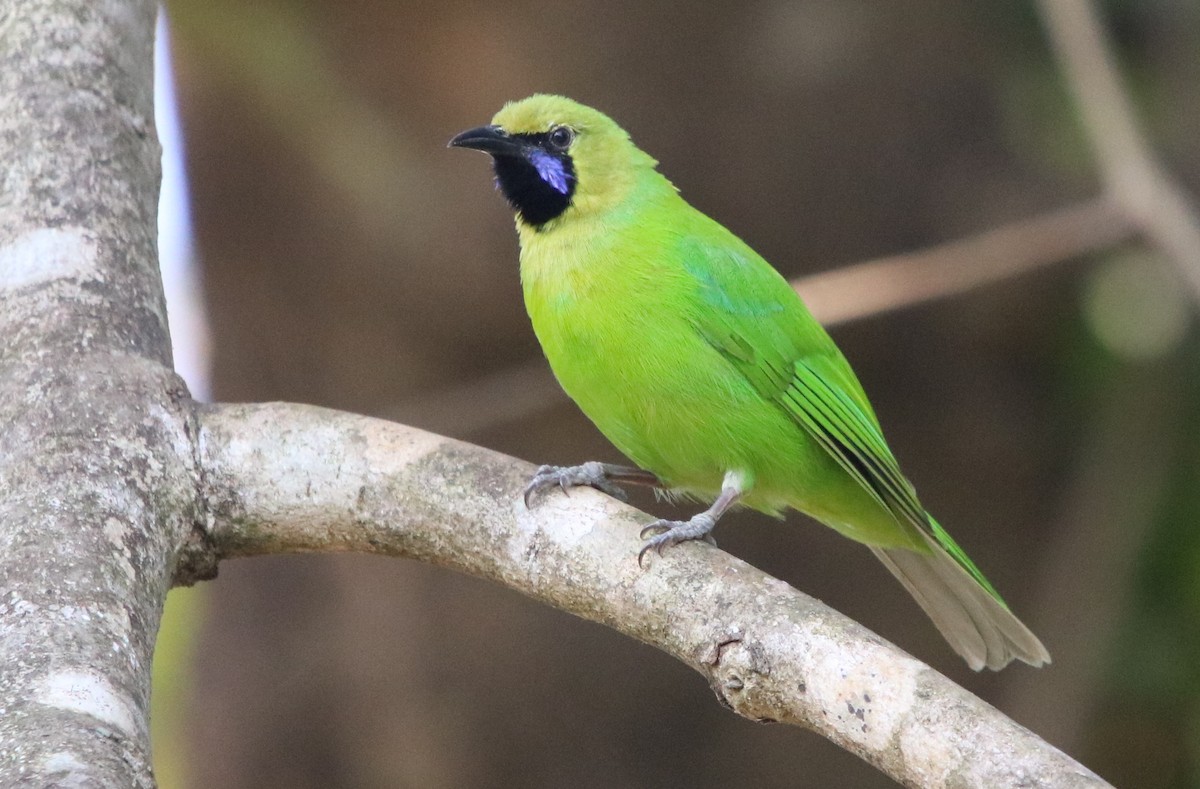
0;1;197;785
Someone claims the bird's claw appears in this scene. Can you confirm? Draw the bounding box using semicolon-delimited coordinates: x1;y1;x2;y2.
523;462;630;508
523;465;567;507
637;513;718;566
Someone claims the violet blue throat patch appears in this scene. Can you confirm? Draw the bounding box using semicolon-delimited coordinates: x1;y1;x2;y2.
528;149;573;195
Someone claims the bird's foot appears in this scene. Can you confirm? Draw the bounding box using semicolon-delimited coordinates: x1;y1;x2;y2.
638;513;718;566
523;461;631;507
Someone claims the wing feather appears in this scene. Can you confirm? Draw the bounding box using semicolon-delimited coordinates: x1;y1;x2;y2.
671;226;1054;667
682;236;1004;601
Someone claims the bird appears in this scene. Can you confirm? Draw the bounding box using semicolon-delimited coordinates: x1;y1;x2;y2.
450;94;1049;671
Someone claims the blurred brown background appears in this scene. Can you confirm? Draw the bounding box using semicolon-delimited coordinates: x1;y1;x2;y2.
154;1;1200;786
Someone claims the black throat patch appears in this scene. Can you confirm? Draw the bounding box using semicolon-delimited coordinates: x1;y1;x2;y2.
491;133;576;228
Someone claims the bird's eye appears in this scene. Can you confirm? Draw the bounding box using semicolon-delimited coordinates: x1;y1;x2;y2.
547;125;575;151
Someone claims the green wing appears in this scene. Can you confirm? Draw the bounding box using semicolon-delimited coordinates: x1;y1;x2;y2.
680;234;1003;603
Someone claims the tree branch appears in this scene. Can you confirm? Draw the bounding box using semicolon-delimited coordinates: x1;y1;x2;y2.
793;197;1129;325
194;402;1110;789
1037;0;1200;299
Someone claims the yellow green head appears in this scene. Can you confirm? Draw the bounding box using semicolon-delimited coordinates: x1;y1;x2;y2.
450;94;660;230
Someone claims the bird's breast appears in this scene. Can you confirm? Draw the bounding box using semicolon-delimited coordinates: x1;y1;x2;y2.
519;237;747;489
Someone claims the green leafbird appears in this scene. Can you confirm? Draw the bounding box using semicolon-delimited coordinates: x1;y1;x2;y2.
451;95;1049;671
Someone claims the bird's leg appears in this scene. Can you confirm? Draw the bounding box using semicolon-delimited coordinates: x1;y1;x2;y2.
523;461;662;507
638;471;745;566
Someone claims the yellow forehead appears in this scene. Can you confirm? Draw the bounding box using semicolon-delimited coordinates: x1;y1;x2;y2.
491;94;617;136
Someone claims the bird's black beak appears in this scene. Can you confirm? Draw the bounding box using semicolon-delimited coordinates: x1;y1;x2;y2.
448;125;522;157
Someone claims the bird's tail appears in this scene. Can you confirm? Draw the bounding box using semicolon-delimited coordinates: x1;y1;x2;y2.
871;527;1050;671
